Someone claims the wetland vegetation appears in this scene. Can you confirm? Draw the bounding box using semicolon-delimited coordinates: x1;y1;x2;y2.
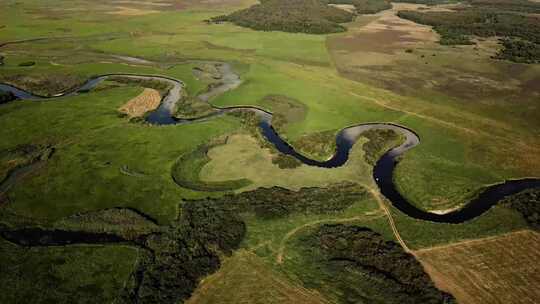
1;0;540;302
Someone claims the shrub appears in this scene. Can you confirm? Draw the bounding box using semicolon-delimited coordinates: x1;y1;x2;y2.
0;91;17;104
500;188;540;230
18;61;35;67
183;182;367;219
496;38;540;64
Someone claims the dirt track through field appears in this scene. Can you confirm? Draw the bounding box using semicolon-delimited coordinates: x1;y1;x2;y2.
276;184;409;264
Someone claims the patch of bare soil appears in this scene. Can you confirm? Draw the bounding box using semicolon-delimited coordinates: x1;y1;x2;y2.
327;3;439;70
415;230;540;304
172;0;256;10
328;4;356;13
119;88;161;117
107;6;160;16
111;0;172;7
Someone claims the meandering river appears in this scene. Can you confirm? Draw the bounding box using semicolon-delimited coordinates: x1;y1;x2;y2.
1;62;539;223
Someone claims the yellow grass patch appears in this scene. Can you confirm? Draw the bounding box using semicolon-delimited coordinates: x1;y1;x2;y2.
119;88;161;117
199;134;374;191
186;251;330;304
111;0;172;7
328;4;356;13
415;230;540;304
108;6;160;16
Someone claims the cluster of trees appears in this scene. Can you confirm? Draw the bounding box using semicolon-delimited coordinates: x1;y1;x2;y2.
211;0;390;34
125;199;246;303
398;9;540;44
496;38;540;63
211;0;353;34
18;61;35;67
469;0;540;13
397;0;540;62
501;188;540;230
0;91;16;104
362;128;402;165
184;181;367;219
300;224;456;303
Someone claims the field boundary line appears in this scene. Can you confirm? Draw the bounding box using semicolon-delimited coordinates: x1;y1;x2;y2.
413;229;537;254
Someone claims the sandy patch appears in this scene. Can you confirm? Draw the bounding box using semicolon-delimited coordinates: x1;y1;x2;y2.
329;4;356;13
107;6;160;16
429;205;462;215
362;4;439;43
328;3;440;67
119;88;161;117
415;230;540;304
112;0;172;7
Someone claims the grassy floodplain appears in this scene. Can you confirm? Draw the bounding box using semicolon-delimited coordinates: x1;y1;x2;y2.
1;0;539;302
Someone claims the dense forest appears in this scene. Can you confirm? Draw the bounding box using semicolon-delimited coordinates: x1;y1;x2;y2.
292;224;456;303
183;182;367;219
397;0;540;63
211;0;390;34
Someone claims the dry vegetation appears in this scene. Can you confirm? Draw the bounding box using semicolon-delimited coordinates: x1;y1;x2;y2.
186;251;330;304
107;6;161;16
118;88;161;118
415;230;540;304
